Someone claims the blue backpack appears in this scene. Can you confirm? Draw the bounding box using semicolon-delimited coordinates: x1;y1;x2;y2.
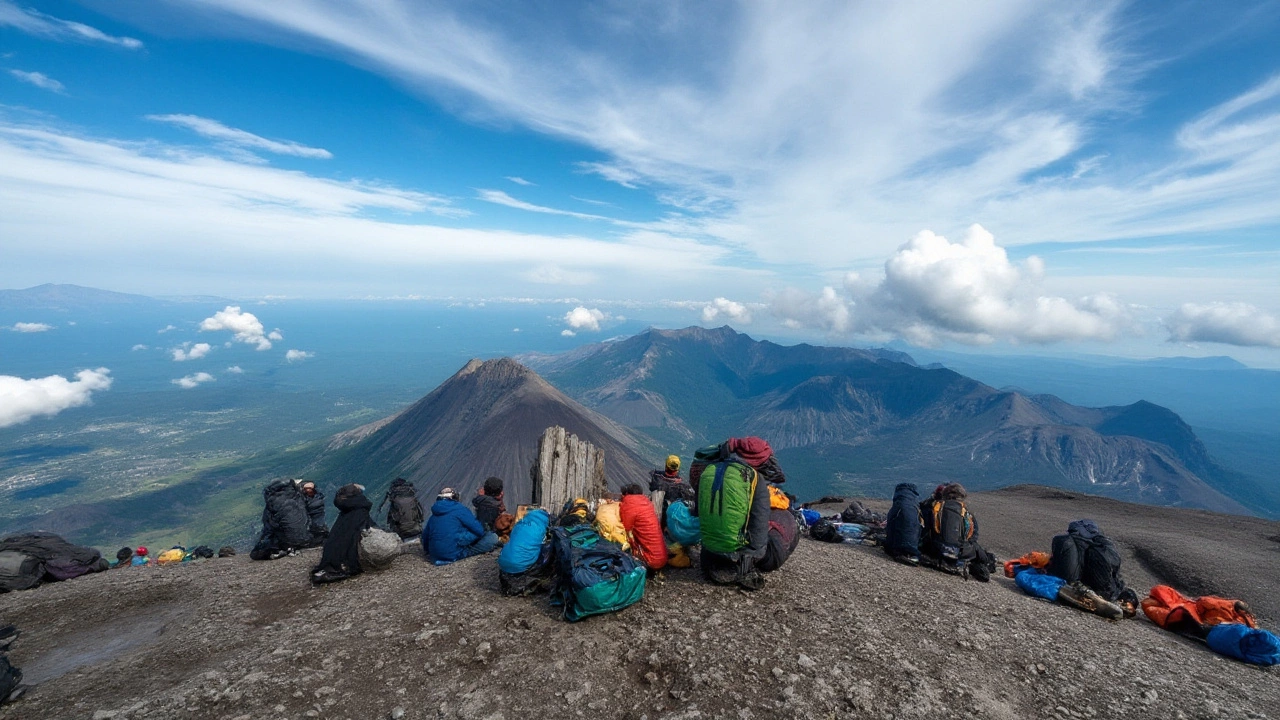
665;499;701;547
884;483;922;561
499;509;550;574
549;524;646;622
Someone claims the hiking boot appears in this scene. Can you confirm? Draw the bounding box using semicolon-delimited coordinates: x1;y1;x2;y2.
310;569;348;585
1058;582;1124;620
5;685;27;704
737;570;766;591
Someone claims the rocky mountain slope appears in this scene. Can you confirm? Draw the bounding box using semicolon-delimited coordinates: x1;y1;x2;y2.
307;358;655;505
528;326;1250;514
2;487;1276;720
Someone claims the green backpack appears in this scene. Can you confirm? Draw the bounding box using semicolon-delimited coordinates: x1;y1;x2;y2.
697;461;758;555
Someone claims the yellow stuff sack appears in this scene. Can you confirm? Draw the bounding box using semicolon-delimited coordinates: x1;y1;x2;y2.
593;499;630;551
769;485;790;510
666;542;691;568
156;548;186;565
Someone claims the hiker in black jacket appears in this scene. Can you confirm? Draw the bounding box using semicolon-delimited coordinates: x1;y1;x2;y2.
918;483;995;581
311;484;374;585
472;477;506;532
300;481;328;547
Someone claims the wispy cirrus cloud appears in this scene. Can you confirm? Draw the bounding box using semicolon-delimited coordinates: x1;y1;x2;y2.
8;69;64;93
0;1;143;49
146;114;333;159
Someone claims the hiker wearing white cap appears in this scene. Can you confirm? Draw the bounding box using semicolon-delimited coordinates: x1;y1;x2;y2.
422;487;500;563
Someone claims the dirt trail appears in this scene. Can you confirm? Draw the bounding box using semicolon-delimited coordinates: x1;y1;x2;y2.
2;507;1277;720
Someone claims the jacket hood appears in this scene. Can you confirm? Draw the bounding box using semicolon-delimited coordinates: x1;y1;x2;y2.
333;486;371;512
432;498;464;516
1068;519;1101;540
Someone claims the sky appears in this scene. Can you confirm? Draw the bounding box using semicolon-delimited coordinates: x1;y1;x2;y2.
2;0;1280;360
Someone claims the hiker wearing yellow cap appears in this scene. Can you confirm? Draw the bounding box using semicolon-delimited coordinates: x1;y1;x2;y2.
650;453;694;503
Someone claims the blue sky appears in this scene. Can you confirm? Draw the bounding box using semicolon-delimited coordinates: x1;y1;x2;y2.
2;0;1279;358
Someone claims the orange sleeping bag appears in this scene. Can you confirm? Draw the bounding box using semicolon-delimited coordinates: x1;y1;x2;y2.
1003;551;1050;578
1141;585;1257;634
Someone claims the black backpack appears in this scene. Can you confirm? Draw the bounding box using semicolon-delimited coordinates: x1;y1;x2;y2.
841;500;883;525
1049;520;1125;601
809;519;844;543
381;479;424;539
190;546;214;559
884;483;922;560
0;654;20;705
263;480;311;547
925;499;976;573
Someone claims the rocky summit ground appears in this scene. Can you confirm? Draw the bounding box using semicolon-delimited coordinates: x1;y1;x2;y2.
2;496;1278;720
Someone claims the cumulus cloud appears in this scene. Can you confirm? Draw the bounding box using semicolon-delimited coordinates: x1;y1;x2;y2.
8;322;52;332
131;344;148;351
1165;302;1280;348
564;306;607;333
560;329;575;337
225;365;244;373
284;349;314;362
0;368;112;428
701;297;753;325
0;1;143;49
771;225;1130;346
171;342;212;361
146;114;333;159
199;306;278;350
172;372;215;389
9;69;64;93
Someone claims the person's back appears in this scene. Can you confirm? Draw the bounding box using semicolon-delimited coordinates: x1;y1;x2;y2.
130;547;150;567
423;489;499;563
311;483;374;584
919;483;993;581
471;477;506;532
619;485;667;570
300;481;328;547
650;455;694;504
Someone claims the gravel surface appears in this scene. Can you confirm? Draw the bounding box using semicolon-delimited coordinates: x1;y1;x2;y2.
2;498;1277;720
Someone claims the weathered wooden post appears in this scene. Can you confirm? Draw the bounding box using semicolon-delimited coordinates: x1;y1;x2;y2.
530;426;608;509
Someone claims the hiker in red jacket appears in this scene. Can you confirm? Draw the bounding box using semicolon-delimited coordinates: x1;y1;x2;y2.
619;484;668;571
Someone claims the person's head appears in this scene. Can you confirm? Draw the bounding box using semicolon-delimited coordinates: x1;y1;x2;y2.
940;483;967;501
621;483;646;496
136;546;149;557
300;480;316;497
483;476;504;497
437;487;459;502
116;547;133;563
665;455;681;474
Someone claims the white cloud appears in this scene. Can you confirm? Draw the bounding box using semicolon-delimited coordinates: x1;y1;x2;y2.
146;114;333;159
172;372;215;389
564;306;607;333
158;324;177;334
524;265;596;286
8;321;52;332
701;297;752;325
284;349;313;362
505;176;533;186
225;365;244;373
8;69;64;93
560;329;575;337
1166;302;1280;348
199;306;277;350
0;1;143;49
771;225;1130;346
171;342;212;361
0;367;112;428
477;189;615;223
131;344;148;351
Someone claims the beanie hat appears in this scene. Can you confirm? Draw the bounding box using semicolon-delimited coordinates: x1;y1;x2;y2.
437;487;458;501
483;476;504;496
665;455;681;472
136;546;149;556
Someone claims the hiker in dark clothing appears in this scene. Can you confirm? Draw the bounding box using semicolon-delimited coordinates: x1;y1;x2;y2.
472;477;506;532
649;455;694;505
113;547;134;568
918;483;995;582
311;484;374;585
423;488;500;563
300;481;328;547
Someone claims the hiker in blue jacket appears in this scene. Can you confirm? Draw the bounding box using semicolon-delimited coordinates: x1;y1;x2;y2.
422;488;501;563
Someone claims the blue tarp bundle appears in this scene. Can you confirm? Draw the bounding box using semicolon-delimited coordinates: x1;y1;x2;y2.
1206;623;1280;666
1015;568;1067;601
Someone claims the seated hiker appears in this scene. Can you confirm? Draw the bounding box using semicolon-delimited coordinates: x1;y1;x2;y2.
619;484;668;571
299;481;328;547
755;506;800;573
113;547;134;568
422;488;501;564
472;477;507;532
650;455;694;505
1045;519;1139;617
917;483;995;581
380;477;425;539
131;546;151;566
250;479;314;560
692;436;786;590
311;484;374;584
